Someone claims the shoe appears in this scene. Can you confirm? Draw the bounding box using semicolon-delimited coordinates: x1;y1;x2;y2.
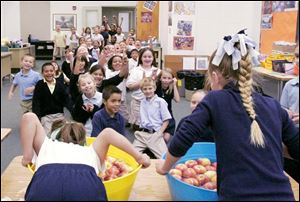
125;123;131;128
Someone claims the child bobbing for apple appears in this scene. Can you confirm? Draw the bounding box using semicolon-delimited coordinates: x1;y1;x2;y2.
156;30;299;200
21;112;150;201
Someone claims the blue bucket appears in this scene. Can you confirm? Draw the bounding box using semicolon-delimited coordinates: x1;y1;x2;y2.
163;142;218;201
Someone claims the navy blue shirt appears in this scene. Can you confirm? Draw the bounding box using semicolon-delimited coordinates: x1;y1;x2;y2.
169;82;299;201
91;108;125;137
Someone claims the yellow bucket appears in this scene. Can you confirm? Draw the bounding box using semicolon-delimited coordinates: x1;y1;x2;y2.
28;137;142;201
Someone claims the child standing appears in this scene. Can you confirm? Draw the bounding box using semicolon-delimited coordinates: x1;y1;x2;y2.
20;112;150;201
156;68;180;142
72;73;102;136
91;86;125;137
126;48;160;129
8;54;42;113
32;63;67;135
52;25;66;61
133;77;171;159
156;31;299;200
128;49;139;73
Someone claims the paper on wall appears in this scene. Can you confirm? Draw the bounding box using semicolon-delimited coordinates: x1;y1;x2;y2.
183;57;195;70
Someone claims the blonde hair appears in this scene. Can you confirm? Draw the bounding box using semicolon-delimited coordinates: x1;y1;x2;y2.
77;73;96;93
140;77;156;89
157;68;174;95
209;45;265;148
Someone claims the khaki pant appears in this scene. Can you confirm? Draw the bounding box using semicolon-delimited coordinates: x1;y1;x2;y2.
41;113;64;136
20;100;32;114
129;98;141;125
119;100;129;123
133;131;168;159
53;46;65;59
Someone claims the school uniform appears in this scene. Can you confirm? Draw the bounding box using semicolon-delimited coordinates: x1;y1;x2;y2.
25;137;107;201
13;69;42;113
91;108;125;137
133;95;171;158
32;78;67;134
72;92;102;136
169;81;299;201
126;65;161;125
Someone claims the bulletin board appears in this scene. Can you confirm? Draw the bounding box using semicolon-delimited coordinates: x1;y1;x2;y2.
260;10;298;54
136;1;159;41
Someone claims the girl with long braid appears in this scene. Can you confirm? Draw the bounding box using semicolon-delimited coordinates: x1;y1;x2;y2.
156;30;299;200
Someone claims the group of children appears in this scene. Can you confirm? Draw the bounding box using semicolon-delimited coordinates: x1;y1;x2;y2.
9;27;299;200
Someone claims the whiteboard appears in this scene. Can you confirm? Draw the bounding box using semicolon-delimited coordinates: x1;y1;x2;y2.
119;12;129;32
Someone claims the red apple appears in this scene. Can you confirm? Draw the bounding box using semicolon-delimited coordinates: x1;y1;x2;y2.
172;174;182;180
211;175;217;183
195;174;210;186
169;168;182;177
107;165;120;176
182;178;194;185
205;165;216;171
202;182;217;190
182;168;197;178
197;158;211;166
175;163;188;171
185;160;198;168
212;162;217;168
190;177;199;186
193;165;207;174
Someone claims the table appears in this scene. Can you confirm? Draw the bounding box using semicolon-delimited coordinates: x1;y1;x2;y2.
1;156;298;201
1;52;12;88
252;67;297;101
1;128;12;142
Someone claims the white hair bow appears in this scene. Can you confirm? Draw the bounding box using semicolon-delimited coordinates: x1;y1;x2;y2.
212;29;260;70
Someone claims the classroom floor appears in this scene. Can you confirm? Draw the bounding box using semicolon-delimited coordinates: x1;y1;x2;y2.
1;59;191;174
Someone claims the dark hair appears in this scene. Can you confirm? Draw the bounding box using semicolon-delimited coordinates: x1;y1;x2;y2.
130;48;139;55
51;61;61;75
41;62;54;73
73;56;89;73
102;85;122;101
57;121;86;146
89;64;106;77
137;48;157;67
107;55;123;71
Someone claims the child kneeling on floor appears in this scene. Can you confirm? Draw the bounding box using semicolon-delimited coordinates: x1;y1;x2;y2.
20;112;150;201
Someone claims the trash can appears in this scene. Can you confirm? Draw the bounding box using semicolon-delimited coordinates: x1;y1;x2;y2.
176;70;190;97
184;72;205;101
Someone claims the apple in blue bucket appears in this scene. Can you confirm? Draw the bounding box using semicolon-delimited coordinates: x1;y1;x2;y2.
169;158;217;191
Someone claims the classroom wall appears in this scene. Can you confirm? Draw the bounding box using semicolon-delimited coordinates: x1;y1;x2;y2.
159;1;262;56
49;1;137;39
20;1;51;42
1;1;21;40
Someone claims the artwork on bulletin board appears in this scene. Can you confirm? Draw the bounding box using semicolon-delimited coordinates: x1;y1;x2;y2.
177;20;192;36
262;1;272;14
53;14;77;30
141;12;152;23
196;57;209;70
173;36;194;50
143;1;157;12
261;14;273;29
174;2;195;15
272;1;298;12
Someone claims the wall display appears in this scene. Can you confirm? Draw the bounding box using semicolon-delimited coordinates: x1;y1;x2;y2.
177;20;192;36
141;12;152;23
53;14;77;30
173;36;194;50
196;57;209;70
183;57;195;70
168;13;172;26
143;1;157;12
174;2;195;15
261;14;273;29
168;1;173;12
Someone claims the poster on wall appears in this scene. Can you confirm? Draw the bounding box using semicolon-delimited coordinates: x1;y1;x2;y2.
196;57;209;70
143;1;157;12
262;1;272;14
174;2;195;15
177;20;192;36
173;36;194;50
141;12;152;23
261;14;273;29
53;14;77;30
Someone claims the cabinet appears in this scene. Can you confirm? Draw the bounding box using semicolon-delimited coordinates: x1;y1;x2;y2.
30;41;54;60
8;45;35;73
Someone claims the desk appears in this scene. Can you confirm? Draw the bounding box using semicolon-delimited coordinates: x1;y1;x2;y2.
1;156;298;201
1;52;12;88
1;128;12;142
8;46;36;70
252;67;296;101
